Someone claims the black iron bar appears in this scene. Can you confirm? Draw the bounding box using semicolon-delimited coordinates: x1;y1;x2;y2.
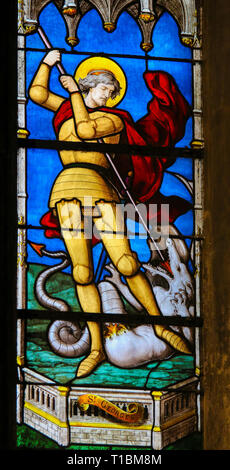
18;223;204;240
17;309;203;327
17;138;204;159
18;45;202;64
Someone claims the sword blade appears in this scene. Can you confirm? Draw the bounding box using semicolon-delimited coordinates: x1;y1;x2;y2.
101;144;165;261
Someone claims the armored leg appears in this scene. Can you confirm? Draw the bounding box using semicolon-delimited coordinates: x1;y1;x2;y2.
56;199;105;377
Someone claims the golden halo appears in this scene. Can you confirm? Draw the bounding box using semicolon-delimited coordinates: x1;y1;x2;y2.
74;56;127;107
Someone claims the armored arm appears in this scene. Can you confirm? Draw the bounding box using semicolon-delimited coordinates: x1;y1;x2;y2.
70;91;124;140
29;51;64;112
59;74;124;139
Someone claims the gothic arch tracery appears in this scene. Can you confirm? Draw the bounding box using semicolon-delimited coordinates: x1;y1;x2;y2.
18;0;200;51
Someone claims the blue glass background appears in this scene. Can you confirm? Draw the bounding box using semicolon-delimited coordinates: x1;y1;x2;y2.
26;2;194;274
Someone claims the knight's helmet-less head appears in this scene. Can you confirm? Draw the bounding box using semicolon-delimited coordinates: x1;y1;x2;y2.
74;56;127;107
78;70;121;100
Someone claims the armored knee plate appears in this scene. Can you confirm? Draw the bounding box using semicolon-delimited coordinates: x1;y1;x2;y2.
73;265;94;285
115;252;140;277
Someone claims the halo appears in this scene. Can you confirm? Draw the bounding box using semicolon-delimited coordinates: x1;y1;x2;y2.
74;56;127;107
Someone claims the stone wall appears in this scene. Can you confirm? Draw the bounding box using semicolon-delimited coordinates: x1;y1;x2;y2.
69;386;153;447
24;406;59;442
152;377;198;449
70;426;152;447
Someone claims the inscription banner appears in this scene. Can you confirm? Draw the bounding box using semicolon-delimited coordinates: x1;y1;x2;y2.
77;394;144;424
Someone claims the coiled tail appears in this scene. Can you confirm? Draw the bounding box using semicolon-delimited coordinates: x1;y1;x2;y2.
35;250;71;311
34;248;90;357
48;320;90;357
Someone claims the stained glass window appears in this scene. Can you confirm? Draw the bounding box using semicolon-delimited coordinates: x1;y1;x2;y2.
16;0;204;456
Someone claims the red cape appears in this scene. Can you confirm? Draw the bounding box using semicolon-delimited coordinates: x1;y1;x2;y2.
41;71;191;240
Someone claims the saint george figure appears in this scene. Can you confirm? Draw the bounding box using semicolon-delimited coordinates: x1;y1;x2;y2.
29;50;191;378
